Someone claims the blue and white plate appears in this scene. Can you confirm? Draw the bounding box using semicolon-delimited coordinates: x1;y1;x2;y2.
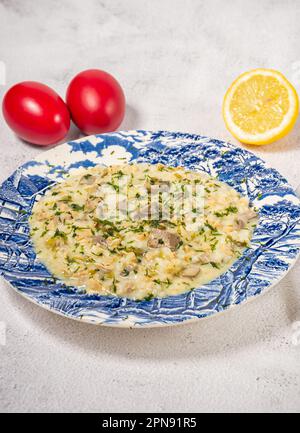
1;130;300;327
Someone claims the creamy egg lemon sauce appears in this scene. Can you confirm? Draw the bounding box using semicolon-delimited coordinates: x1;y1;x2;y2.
30;163;257;300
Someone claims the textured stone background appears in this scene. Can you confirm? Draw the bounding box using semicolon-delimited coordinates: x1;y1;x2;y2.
0;0;300;413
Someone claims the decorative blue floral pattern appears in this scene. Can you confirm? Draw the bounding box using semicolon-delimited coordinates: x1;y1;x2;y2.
0;130;299;327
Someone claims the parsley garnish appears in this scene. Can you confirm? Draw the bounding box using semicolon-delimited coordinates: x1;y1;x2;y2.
214;206;238;217
53;229;67;242
70;203;85;211
144;294;154;301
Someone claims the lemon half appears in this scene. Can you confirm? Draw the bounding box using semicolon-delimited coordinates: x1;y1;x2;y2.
223;69;299;145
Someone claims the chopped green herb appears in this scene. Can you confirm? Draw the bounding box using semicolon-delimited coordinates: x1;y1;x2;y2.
214;206;238;217
70;203;85;211
144;293;154;301
53;229;67;241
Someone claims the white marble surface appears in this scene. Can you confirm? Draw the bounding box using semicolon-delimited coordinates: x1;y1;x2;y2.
0;0;300;413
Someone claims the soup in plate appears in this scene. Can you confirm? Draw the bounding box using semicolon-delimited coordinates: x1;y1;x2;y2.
30;163;257;300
